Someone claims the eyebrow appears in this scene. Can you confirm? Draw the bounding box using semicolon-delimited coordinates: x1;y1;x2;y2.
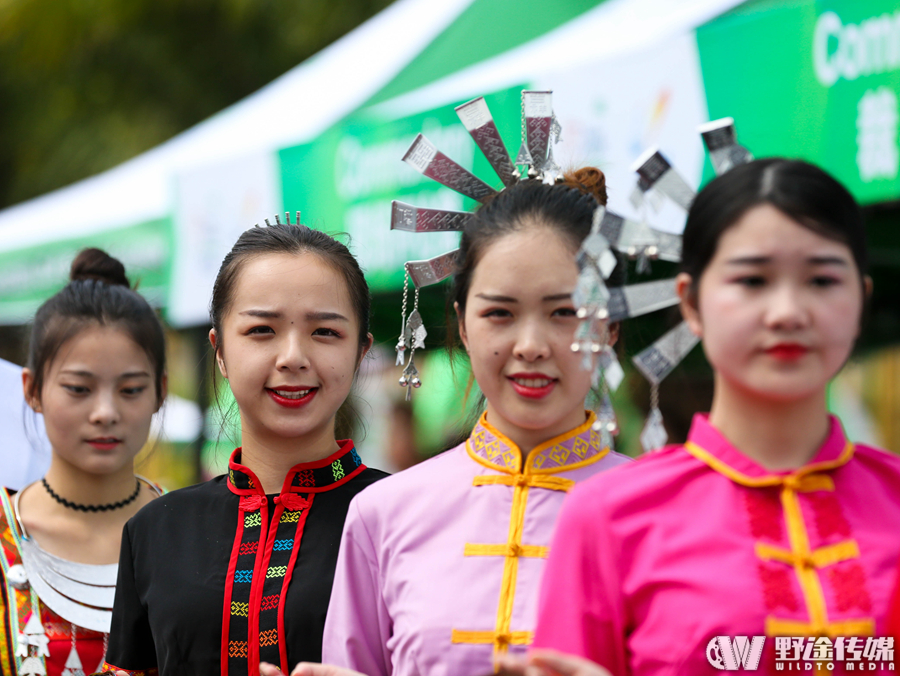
808;256;849;266
238;309;349;322
240;309;281;318
475;293;517;303
725;255;850;266
59;370;150;379
725;256;771;266
59;370;95;378
307;311;349;322
474;293;574;303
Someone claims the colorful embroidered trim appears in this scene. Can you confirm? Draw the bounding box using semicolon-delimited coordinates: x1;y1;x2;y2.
220;441;365;676
455;417;608;659
468;411;610;473
0;489;45;676
100;662;160;675
685;441;875;638
228;442;365;494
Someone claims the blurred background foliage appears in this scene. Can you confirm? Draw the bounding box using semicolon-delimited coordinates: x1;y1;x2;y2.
0;0;393;209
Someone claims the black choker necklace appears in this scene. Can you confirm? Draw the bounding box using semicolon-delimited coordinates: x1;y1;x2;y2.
41;477;141;513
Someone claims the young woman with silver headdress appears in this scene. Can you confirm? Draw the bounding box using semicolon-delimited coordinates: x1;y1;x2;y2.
0;248;165;676
317;93;633;676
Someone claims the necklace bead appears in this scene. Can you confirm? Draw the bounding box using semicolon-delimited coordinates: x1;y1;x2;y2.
41;478;140;513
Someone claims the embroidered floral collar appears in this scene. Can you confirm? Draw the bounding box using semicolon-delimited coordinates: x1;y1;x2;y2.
467;411;609;474
683;414;854;487
227;440;364;496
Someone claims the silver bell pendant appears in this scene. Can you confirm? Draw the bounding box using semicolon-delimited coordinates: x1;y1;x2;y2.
7;564;28;590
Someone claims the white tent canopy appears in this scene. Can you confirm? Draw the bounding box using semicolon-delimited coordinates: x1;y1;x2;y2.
371;0;742;120
0;0;748;327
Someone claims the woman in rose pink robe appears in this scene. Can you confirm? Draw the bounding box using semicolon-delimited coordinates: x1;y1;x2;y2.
533;159;900;675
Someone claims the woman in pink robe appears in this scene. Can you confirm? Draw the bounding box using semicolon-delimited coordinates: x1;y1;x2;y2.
532;159;900;675
321;169;632;676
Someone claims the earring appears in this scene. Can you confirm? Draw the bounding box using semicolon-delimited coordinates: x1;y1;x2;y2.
396;265;426;401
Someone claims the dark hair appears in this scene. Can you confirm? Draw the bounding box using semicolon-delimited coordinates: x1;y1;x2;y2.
681;158;868;290
209;222;371;353
453;167;610;313
26;248;167;405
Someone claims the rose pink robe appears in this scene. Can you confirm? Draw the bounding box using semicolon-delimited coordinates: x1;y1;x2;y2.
323;412;632;676
533;414;900;675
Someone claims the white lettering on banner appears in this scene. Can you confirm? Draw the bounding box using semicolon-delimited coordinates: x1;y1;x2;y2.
814;10;900;87
707;636;766;670
856;86;899;182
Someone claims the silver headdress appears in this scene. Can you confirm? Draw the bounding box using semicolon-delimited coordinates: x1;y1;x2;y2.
389;97;752;454
572;117;753;452
256;211;302;228
390;91;565;400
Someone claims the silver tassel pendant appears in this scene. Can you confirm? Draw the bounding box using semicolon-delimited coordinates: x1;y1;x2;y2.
640;384;668;453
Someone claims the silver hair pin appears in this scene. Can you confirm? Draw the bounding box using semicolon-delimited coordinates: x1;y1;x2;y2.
391;202;470;233
631;148;697;212
698;117;754;176
403;134;497;203
390;91;567;399
456;97;519;188
621;119;754;452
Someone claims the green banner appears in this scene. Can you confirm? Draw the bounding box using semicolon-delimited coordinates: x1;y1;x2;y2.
697;0;900;203
0;217;173;324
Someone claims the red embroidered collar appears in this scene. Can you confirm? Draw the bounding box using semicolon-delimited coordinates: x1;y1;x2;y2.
221;440;365;676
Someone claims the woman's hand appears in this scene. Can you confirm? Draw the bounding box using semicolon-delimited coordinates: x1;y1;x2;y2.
260;661;366;676
495;650;613;676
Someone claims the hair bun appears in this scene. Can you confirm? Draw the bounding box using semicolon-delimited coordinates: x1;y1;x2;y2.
70;248;130;288
562;166;608;206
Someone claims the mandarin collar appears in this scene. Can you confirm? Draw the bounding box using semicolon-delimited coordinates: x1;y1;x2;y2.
468;411;609;474
227;439;364;496
684;413;853;483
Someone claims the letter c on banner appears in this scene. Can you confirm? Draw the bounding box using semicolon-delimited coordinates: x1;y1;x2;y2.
814;11;843;87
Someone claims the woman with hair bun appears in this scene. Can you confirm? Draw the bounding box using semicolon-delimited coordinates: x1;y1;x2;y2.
104;221;387;676
0;248;166;676
532;159;900;674
321;168;632;676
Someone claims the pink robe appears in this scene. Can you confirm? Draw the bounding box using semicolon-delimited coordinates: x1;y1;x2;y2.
533;414;900;675
323;412;631;676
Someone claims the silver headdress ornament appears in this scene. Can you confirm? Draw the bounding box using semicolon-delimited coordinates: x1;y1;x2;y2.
576;117;753;452
390;91;566;400
256;211;302;228
389;100;751;454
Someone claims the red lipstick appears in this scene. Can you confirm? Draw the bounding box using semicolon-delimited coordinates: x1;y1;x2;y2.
507;373;557;400
87;437;122;451
766;343;809;361
266;386;317;408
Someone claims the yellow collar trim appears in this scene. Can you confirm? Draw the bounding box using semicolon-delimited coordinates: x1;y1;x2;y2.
466;411;609;475
683;440;855;488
